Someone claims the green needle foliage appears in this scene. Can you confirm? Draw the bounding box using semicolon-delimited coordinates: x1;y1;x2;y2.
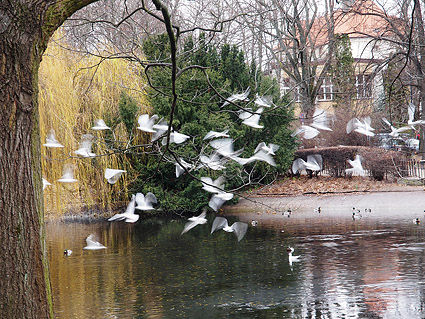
130;34;296;213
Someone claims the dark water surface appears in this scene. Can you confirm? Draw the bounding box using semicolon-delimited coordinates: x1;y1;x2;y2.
47;208;425;318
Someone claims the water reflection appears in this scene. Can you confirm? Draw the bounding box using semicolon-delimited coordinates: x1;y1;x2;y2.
47;210;425;318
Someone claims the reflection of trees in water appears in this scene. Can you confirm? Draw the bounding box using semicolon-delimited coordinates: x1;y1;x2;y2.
48;217;425;318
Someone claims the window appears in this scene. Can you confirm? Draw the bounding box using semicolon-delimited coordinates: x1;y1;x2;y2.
356;74;372;99
281;78;301;102
317;77;333;101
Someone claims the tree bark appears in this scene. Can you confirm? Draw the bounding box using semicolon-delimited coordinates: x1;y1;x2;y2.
0;1;98;317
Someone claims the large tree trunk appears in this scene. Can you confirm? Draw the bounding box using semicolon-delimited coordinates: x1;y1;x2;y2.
0;1;97;317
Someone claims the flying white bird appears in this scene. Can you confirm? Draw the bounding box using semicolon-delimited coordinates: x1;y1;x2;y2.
211;216;248;242
209;138;243;159
135;192;157;211
408;103;425;127
382;118;411;137
208;191;234;211
92;119;110;130
57;164;78;183
42;178;51;190
310;108;332;131
108;194;139;223
254;94;273;108
201;176;225;194
292;154;322;174
181;209;208;235
199;152;227;171
221;87;250;108
83;234;107;250
203;130;230;140
43;129;64;148
161;131;190;145
346;117;375;137
175;158;194;178
239;107;264;129
287;246;301;267
345;154;366;176
104;168;126;184
246;149;276;167
254;142;280;156
74;134;96;157
137;114;159;133
292;125;320;139
151;118;169;142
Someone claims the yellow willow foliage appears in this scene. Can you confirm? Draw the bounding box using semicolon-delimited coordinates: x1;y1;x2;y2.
39;30;151;215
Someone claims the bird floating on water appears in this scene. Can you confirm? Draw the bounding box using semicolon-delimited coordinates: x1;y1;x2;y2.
251;220;258;226
181;209;208;235
287;246;301;267
83;234;107;250
413;218;420;225
64;249;72;256
211;216;248;242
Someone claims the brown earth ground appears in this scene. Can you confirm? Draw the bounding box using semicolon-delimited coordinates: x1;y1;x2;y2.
247;175;424;196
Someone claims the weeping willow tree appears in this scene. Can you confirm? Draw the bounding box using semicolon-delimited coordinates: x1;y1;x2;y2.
39;29;150;215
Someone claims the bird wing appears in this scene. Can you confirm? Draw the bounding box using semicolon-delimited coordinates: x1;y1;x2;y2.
301;125;320;139
250;149;276;166
254;142;266;154
209;138;235;155
211;216;228;233
230;222;248;242
292;158;306;174
209;195;227;211
145;192;157;206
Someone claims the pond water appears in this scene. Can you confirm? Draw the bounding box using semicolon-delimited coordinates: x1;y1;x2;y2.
47;207;425;319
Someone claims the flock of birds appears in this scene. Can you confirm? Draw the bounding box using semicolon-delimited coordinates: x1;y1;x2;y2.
43;88;423;264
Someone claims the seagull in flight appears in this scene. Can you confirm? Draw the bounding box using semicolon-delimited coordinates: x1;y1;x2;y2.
221;87;250;108
254;94;273;108
57;164;78;183
137;114;159;133
254;142;280;156
239;107;264;129
292;125;320;140
211;216;248;241
42;178;51;190
310;108;332;131
292;154;322;174
135;192;157;211
74;134;96;157
203;130;230;140
108;194;139;223
181;209;208;235
382;118;411;137
208;191;234;211
92;119;110;130
346;117;375;137
345;155;366;176
104;168;126;184
43;129;64;148
83;234;107;250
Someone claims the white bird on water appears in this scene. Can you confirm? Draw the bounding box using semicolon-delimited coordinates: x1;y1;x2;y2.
83;234;107;250
137;114;159;133
57;164;78;183
345;154;366;177
181;209;208;235
104;168;126;184
43;129;64;148
211;216;248;242
108;194;139;223
135;192;157;211
287;246;301;267
74;134;96;157
92;119;110;130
